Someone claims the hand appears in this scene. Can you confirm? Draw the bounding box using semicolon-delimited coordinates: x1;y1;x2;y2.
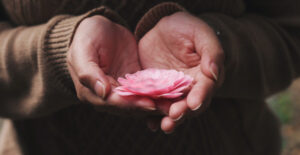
138;12;225;133
67;15;156;113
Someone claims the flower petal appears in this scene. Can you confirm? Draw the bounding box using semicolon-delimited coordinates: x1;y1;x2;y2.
114;68;194;99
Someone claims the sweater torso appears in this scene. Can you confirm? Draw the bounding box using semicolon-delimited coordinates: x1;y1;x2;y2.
2;0;245;29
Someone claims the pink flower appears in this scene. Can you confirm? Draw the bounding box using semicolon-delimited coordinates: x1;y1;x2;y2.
114;68;193;99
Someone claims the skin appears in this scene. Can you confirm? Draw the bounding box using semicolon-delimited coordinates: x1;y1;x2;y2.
67;15;157;114
138;12;225;133
67;12;225;133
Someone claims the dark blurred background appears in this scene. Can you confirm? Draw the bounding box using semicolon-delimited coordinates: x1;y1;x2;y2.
0;80;300;154
274;79;300;155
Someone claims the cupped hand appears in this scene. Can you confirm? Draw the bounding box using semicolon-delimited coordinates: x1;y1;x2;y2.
67;15;156;113
138;12;225;133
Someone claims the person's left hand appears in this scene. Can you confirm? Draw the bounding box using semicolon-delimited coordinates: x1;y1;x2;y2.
138;12;225;133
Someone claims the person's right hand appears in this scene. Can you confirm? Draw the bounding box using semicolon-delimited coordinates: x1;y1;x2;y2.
67;15;156;113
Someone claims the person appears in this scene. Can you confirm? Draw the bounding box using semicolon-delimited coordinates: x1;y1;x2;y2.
0;0;299;154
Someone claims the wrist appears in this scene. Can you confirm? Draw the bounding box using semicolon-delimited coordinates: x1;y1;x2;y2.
43;7;127;96
135;2;186;40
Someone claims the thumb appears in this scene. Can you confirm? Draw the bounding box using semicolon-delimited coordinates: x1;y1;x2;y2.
68;45;111;98
200;50;225;88
201;55;219;82
195;43;223;82
194;24;224;82
77;62;110;99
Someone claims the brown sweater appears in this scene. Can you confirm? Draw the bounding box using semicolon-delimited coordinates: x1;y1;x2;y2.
0;0;299;154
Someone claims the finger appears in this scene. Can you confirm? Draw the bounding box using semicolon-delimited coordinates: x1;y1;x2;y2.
68;62;106;104
169;99;188;121
161;116;176;134
68;45;110;99
194;29;224;82
186;73;214;112
200;51;223;83
155;99;172;115
79;85;107;105
107;92;156;111
161;113;188;134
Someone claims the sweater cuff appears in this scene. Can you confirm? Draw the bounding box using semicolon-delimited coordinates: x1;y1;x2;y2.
42;7;126;95
135;2;186;40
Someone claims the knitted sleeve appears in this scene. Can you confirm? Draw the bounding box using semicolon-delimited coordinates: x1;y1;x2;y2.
135;1;300;100
0;7;125;119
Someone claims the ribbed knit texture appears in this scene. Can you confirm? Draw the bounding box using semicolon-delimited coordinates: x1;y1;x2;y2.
43;15;77;94
43;7;127;94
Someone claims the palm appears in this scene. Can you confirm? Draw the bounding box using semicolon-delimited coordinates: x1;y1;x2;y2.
68;16;157;114
138;22;202;83
138;12;224;132
82;17;140;81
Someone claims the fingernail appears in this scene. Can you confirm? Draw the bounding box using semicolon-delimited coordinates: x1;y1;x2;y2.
145;106;156;111
137;99;156;111
95;81;106;98
209;63;218;81
173;113;183;122
192;103;201;111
